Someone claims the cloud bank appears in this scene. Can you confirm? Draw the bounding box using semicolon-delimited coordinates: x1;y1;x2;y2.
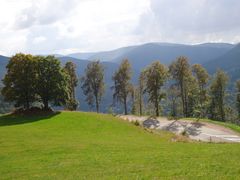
0;0;239;56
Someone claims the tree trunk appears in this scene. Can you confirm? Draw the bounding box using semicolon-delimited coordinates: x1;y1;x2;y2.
95;94;99;113
180;82;186;117
25;91;30;110
155;98;159;117
72;85;76;100
219;87;225;121
139;94;142;116
156;104;159;117
184;89;188;117
43;99;49;110
26;101;30;110
124;97;128;115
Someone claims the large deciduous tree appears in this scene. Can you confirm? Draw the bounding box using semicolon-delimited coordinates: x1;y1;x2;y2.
169;56;196;117
2;53;37;109
192;64;209;117
112;59;132;115
64;61;79;111
209;69;229;121
35;55;70;110
81;61;105;113
143;61;168;116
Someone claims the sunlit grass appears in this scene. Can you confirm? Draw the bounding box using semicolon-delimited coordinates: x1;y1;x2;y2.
0;111;240;179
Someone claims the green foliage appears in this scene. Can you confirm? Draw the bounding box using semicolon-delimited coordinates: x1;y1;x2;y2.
181;129;188;136
65;98;79;111
167;84;181;117
143;61;168;116
169;57;196;117
132;120;140;126
2;54;70;111
209;69;229;121
112;59;133;115
81;60;105;113
130;86;144;115
35;55;70;109
236;80;240;118
2;53;37;109
192;64;209;117
138;72;145;115
64;61;79;110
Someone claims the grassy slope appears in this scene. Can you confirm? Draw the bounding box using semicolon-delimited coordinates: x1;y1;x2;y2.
0;112;240;179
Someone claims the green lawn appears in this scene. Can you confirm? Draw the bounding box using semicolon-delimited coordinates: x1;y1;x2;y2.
0;112;240;179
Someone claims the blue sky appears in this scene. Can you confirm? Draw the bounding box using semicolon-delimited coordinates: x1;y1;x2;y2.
0;0;239;56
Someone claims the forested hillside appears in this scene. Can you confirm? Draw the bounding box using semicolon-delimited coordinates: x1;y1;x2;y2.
0;42;239;113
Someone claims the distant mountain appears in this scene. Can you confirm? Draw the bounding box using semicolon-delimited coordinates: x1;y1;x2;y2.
196;43;234;49
67;52;97;60
67;43;234;71
204;43;240;80
68;45;137;61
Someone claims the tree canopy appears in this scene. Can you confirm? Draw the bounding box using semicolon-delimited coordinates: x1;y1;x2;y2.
64;61;79;111
112;59;133;115
81;61;105;113
2;54;70;111
143;61;168;116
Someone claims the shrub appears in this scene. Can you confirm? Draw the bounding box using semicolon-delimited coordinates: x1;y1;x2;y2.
132;120;140;126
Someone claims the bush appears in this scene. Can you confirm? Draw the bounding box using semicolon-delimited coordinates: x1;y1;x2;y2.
181;129;188;136
13;107;54;116
132;120;140;126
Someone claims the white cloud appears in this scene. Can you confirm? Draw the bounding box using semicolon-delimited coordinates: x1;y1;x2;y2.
137;0;240;44
0;0;239;56
33;36;46;44
0;0;149;55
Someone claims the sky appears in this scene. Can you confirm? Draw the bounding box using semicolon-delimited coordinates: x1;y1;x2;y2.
0;0;240;56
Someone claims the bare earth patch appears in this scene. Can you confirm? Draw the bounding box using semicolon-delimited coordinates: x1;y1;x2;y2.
118;115;240;143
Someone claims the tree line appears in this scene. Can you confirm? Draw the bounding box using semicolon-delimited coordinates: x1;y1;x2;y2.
2;53;240;124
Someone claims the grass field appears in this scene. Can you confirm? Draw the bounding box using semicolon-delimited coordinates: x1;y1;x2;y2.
0;112;240;179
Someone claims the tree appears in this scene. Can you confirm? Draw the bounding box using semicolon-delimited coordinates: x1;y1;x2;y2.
192;64;209;117
169;56;195;117
143;61;168;116
2;53;37;109
209;69;229;121
131;86;138;115
35;56;70;110
167;84;180;117
236;80;240;118
112;59;132;115
138;72;145;116
192;64;209;103
81;61;105;113
64;62;79;110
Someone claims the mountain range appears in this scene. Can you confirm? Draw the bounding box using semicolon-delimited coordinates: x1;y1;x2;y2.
0;42;239;112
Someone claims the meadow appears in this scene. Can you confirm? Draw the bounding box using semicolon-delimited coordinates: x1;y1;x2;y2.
0;111;240;179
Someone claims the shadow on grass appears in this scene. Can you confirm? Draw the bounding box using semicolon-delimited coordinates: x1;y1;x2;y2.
0;112;61;126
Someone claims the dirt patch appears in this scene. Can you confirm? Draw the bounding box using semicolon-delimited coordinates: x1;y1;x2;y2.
118;115;240;143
